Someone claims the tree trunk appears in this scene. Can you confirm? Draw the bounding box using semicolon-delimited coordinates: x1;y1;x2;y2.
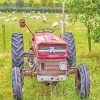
87;25;91;53
2;24;6;52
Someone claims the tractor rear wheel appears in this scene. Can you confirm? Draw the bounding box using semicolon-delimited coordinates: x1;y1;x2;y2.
12;33;24;99
12;33;24;69
75;64;90;98
12;67;23;100
65;32;76;67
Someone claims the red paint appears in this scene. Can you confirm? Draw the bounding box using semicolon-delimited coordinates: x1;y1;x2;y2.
32;32;67;58
37;54;67;59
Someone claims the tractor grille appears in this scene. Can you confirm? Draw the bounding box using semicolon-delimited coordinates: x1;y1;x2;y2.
38;59;66;75
38;45;66;54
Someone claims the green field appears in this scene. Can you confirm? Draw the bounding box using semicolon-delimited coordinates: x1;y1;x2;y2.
0;12;100;100
0;0;57;4
0;0;40;3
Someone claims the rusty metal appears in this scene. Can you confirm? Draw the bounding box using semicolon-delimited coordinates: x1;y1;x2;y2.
37;58;66;75
67;67;76;75
75;69;81;90
23;52;34;57
21;67;77;78
22;69;37;77
38;70;66;75
25;24;34;36
44;66;59;70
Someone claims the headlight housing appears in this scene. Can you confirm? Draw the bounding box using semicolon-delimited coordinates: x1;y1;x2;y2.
59;62;67;70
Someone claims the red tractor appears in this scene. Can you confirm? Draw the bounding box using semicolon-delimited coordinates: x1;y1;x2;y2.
12;19;90;100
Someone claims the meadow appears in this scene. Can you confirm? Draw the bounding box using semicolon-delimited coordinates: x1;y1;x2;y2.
0;12;100;100
0;0;54;4
0;0;40;3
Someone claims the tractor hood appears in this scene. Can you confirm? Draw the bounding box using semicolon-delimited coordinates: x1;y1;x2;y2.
34;33;66;44
34;33;67;59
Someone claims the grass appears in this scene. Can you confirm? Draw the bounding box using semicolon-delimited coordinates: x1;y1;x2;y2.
0;12;100;100
0;0;39;3
0;0;57;4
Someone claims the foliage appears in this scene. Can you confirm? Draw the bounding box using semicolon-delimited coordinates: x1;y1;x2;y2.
67;0;100;52
16;0;24;7
41;0;48;6
33;2;41;8
93;26;100;43
47;0;54;7
3;1;9;6
8;0;12;3
29;0;34;7
56;0;63;2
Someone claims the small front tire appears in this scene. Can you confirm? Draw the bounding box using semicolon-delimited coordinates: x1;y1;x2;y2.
75;64;90;98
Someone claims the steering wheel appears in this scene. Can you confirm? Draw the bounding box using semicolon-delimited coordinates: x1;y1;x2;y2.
35;28;54;33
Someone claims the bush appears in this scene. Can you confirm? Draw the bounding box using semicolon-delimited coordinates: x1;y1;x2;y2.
33;2;41;8
29;0;34;7
3;1;8;6
16;0;24;7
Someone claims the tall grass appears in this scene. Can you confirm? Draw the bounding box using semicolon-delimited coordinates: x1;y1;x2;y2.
0;13;100;100
2;24;6;52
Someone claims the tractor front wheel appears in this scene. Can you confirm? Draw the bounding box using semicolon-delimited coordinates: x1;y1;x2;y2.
75;64;90;98
12;67;23;100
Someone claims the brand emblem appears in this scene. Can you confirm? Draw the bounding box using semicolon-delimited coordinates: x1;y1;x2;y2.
49;47;56;53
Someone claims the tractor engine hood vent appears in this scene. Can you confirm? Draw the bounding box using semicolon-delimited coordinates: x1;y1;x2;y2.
37;44;67;59
39;44;66;54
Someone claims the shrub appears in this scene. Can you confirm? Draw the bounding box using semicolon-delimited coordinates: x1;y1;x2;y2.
16;0;24;7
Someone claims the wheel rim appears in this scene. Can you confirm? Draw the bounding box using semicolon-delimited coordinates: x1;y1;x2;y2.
75;69;81;94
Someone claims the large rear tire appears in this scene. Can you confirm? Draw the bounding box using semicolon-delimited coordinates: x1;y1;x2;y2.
75;64;90;98
12;33;24;69
12;67;23;100
65;32;76;67
12;33;24;100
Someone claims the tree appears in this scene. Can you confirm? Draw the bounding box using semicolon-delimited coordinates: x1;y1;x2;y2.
3;0;12;6
29;0;34;7
16;0;24;7
92;1;100;43
67;0;100;52
8;0;11;3
93;26;100;43
47;0;54;7
56;0;63;3
41;0;48;6
3;1;8;6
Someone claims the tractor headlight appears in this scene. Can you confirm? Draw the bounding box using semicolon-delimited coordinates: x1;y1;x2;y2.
59;62;67;70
